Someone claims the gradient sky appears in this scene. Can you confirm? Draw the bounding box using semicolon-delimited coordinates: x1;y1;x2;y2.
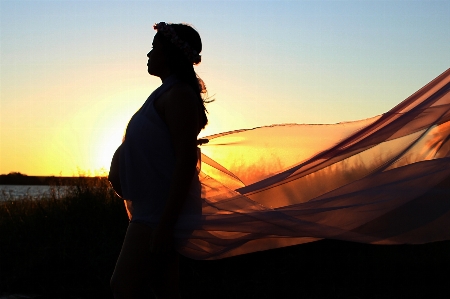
1;0;449;176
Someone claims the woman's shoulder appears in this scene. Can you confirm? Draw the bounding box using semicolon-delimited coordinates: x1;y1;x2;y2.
167;81;197;98
163;81;198;106
159;81;202;133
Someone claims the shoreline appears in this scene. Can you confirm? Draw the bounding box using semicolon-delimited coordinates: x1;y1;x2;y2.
0;175;103;186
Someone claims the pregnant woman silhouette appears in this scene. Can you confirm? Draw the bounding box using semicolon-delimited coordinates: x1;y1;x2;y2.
110;22;208;299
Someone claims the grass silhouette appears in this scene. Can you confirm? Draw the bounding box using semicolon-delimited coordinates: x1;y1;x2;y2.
1;176;450;298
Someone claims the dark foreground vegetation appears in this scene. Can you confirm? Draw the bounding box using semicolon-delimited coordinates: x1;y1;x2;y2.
1;177;450;299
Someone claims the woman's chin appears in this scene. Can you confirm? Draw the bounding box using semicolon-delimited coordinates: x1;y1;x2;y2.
147;65;156;73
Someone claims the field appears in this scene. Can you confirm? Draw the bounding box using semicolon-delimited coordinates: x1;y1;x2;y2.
1;177;449;299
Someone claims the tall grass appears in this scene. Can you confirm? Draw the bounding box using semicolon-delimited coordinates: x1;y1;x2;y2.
1;177;450;298
0;177;129;297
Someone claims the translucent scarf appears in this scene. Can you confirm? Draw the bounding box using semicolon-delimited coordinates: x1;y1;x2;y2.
174;68;450;260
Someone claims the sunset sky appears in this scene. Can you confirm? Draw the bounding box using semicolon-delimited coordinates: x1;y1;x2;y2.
1;0;449;176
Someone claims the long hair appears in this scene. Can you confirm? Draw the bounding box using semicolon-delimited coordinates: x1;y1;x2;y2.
155;24;212;129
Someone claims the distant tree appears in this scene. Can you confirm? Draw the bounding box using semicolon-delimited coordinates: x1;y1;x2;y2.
7;172;27;176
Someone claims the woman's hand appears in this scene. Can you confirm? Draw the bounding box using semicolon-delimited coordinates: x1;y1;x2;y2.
150;225;174;254
197;138;209;145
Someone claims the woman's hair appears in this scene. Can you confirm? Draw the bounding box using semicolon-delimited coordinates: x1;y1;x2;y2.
155;23;212;129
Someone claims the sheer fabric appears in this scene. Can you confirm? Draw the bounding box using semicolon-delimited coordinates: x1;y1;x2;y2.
174;68;450;260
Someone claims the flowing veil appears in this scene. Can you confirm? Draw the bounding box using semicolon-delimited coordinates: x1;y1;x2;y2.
175;68;450;260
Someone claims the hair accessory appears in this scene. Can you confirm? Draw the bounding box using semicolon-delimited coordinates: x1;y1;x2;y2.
153;22;201;65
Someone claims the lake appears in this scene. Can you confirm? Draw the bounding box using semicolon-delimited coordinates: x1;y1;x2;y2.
0;185;69;200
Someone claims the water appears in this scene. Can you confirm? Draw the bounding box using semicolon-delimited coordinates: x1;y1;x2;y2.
0;185;69;200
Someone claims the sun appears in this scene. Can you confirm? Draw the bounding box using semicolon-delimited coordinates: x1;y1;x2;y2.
91;122;125;175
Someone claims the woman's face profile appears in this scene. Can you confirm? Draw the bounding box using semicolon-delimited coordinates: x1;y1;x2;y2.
147;36;167;77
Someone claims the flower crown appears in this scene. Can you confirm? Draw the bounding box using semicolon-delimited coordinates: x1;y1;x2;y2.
153;22;201;65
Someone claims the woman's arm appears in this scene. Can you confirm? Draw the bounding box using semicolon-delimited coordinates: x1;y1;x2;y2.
150;83;200;253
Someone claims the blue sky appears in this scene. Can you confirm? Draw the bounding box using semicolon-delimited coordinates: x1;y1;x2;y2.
1;0;449;175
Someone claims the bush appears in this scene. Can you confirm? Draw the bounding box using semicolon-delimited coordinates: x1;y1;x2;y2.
0;177;129;297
